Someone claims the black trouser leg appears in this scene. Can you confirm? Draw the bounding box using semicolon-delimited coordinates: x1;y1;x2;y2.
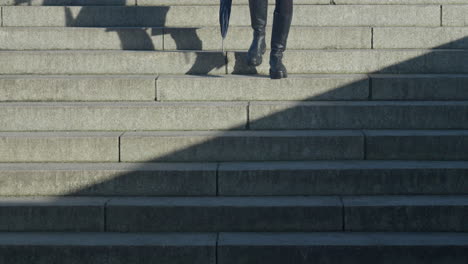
270;0;293;79
247;0;268;66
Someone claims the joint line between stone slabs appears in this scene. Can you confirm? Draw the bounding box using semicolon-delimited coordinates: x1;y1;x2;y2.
246;102;251;130
118;132;125;162
154;75;159;101
339;196;345;231
368;75;372;100
362;130;367;160
371;27;374;49
162;28;166;50
440;5;443;27
1;7;3;27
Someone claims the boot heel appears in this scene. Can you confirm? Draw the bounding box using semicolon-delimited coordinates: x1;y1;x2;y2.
269;69;287;80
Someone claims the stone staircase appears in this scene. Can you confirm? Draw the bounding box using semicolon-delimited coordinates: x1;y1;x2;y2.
1;0;468;263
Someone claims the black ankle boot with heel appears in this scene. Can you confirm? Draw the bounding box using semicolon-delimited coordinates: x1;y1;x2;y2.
246;0;268;67
269;1;293;79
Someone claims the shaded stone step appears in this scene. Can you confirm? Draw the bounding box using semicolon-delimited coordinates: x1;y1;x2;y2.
0;232;216;264
2;5;440;27
219;232;468;264
336;0;465;4
365;130;468;160
0;102;247;131
120;130;364;162
0;163;217;196
344;195;468;232
218;161;468;195
249;101;468;129
371;74;468;100
0;75;156;102
0;26;371;51
107;196;342;232
0;197;106;231
0;132;120;162
2;49;468;75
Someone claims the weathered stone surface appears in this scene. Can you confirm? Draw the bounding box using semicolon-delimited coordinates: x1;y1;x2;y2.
442;5;468;26
0;75;156;102
0;233;216;264
371;74;468;100
0;0;136;5
219;233;468;264
2;5;440;27
0;197;106;231
228;50;468;75
0;102;247;131
120;130;364;162
107;197;343;232
218;161;468;195
336;0;466;4
0;50;226;75
165;26;371;50
137;0;329;5
0;163;217;196
365;130;468;160
0;27;163;50
373;27;468;49
344;196;468;232
157;74;369;101
0;132;120;162
249;101;468;129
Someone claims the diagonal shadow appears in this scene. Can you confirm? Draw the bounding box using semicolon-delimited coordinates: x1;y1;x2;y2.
15;36;463;197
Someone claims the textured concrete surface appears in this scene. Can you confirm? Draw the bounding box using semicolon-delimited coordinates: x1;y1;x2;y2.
120;130;364;162
0;50;227;75
249;101;468;129
0;75;156;102
371;74;468;100
228;50;468;75
2;5;440;27
442;5;468;26
0;232;216;264
365;130;468;160
0;197;106;231
218;161;468;195
0;102;248;131
219;232;468;264
107;197;342;232
0;132;120;162
374;27;468;49
0;163;217;196
157;74;369;101
344;196;468;232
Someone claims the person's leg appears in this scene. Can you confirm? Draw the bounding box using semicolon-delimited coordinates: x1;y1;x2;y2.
270;0;293;79
247;0;268;66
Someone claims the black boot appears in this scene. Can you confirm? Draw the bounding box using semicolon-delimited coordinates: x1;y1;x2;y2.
270;0;293;79
247;0;268;66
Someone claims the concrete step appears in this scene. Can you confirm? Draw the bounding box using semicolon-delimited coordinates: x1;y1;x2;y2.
2;49;468;75
343;195;468;232
249;101;468;130
219;232;468;264
1;101;467;131
0;163;217;196
218;161;468;196
0;0;328;6
366;130;468;160
1;161;467;196
0;232;216;264
3;74;467;102
0;26;372;51
107;196;342;232
120;130;364;162
2;5;441;27
0;102;248;131
0;197;107;231
0;132;120;162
